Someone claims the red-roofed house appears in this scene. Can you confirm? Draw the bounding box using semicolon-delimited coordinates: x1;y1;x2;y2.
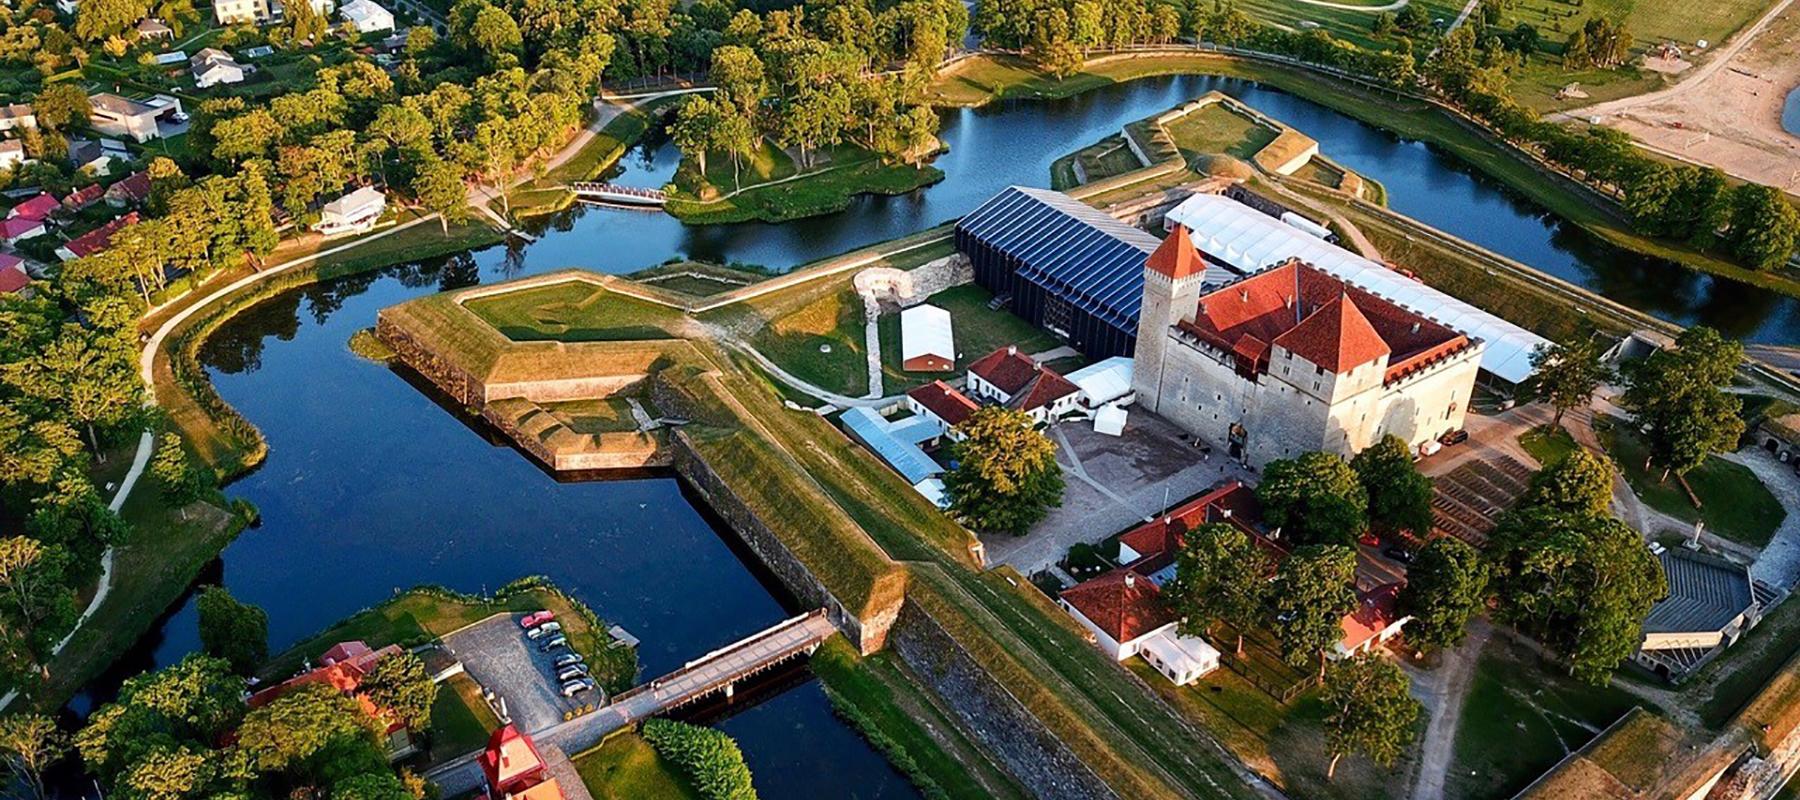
249;639;412;745
106;171;153;207
0;216;46;245
1333;582;1410;660
8;193;59;221
1058;568;1219;685
905;380;979;441
1134;257;1484;468
0;254;31;296
481;725;566;800
62;183;104;212
965;345;1080;423
56;212;138;261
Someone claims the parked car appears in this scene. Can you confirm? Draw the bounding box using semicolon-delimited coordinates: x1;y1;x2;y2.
520;610;556;629
561;679;594;697
1383;545;1415;564
538;635;568;652
1439;429;1469;446
553;653;585;668
557;666;589;682
526;621;562;640
1357;532;1381;547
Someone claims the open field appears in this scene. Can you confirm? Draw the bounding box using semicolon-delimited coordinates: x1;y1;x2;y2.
1598;423;1786;547
463;281;685;342
1519;424;1581;466
1163;98;1279;162
574;733;702;800
747;286;871;397
668;143;944;224
1447;633;1643;800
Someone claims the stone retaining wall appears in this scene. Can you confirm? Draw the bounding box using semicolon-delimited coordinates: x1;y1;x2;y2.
376;313;486;407
486;374;650;404
888;601;1118;800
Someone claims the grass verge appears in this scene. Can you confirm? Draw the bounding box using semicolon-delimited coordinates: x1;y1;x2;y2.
573;732;702;800
1599;423;1785;548
1519;424;1580;467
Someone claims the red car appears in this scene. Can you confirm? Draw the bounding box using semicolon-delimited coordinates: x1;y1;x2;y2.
520;610;556;629
1357;532;1381;547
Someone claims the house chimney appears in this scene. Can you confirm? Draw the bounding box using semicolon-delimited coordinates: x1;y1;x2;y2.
1411;322;1421;334
1124;573;1135;588
1221;508;1233;519
1007;344;1017;356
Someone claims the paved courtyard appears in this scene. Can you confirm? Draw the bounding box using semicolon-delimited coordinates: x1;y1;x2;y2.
443;614;587;734
983;409;1253;573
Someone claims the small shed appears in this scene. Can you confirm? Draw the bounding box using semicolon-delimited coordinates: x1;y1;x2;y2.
899;303;954;372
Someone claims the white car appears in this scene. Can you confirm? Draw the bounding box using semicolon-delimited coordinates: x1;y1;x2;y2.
560;679;593;697
526;621;562;640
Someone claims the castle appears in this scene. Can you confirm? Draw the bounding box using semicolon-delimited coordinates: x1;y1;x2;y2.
1131;226;1485;467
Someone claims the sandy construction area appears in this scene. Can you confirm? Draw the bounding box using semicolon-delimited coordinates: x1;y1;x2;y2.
1575;0;1800;194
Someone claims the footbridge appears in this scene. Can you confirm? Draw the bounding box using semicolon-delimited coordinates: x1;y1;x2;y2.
425;610;835;795
568;182;666;207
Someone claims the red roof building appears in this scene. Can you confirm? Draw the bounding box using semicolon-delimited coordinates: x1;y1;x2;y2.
905;380;979;430
1335;582;1409;659
481;725;565;800
56;212;138;261
1146;224;1206;281
1059;568;1174;646
965;345;1080;421
62;184;104;212
1115;481;1279;574
248;639;407;734
0;216;46;244
0;255;30;295
8;193;58;220
106;171;153;207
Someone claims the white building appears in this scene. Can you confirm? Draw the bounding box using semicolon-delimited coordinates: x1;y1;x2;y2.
88;93;181;143
965;345;1080;425
190;48;247;87
1058;568;1220;686
0;103;35;132
212;0;268;23
339;0;394;33
0;139;24;171
315;186;385;235
1064;356;1134;411
899;303;954;372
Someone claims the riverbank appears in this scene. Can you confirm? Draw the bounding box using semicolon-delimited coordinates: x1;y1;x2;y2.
509;99;676;220
925;51;1800;299
665;143;946;225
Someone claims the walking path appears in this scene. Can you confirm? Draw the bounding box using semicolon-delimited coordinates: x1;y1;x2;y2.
862;297;884;399
1722;447;1800;588
1408;621;1492;800
1555;0;1798;121
1290;0;1408;12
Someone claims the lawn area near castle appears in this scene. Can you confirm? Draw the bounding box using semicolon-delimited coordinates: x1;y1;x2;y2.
574;733;702;800
463;281;686;342
1162;102;1278;162
1597;422;1785;547
666;142;943;224
1518;425;1580;466
876;284;1064;392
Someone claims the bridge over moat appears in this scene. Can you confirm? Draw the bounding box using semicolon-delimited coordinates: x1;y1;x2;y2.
425;609;836;795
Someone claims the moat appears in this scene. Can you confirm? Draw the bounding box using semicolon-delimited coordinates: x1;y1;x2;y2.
71;71;1800;798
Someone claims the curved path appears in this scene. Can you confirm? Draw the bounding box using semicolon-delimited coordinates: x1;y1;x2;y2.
1290;0;1408;11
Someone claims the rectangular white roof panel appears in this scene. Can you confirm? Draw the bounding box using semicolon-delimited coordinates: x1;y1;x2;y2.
900;303;954;364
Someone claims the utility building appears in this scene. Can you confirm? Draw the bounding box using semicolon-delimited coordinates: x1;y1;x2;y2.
957;186;1232;360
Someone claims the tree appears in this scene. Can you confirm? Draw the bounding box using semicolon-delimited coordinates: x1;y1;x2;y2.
1321;654;1421;779
1520;449;1614;516
1529;337;1611;428
1727;184;1800;271
1168;522;1272;656
152;434;207;514
670;95;721;180
75;0;148;41
943;406;1065;535
413;157;468;233
1257;452;1368;547
236;683;376;773
0;714;67;800
197;586;268;675
1270;544;1358;679
711;106;757;191
1396;537;1488;652
287;0;329;43
359;652;437;732
75;655;245;784
1620;326;1743;480
1351;435;1432;538
31;84;91;131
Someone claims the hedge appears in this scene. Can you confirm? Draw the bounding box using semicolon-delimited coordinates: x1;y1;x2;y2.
639;718;758;800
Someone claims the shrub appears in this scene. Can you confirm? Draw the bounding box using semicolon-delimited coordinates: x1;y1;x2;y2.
640;718;758;800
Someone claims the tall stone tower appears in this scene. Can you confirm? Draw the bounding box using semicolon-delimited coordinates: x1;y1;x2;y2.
1134;224;1208;414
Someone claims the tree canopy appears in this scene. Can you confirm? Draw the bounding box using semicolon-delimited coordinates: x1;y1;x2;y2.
1519;449;1615;517
943;407;1065;534
1620;326;1743;479
1396;537;1489;652
1321;654;1422;780
1529;337;1611;427
1351;435;1432;538
1270;544;1358;678
1168;522;1272;656
1257;452;1368;547
197;585;270;676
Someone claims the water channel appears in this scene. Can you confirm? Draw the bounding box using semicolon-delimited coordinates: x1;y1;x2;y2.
69;71;1800;797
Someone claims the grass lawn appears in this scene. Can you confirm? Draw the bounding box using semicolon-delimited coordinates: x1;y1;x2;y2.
573;732;702;800
540;397;641;435
811;637;1029;799
747;286;871;397
1446;634;1644;800
1162;103;1279;162
463;281;685;342
1687;594;1800;728
875;284;1063;392
428;673;501;763
668;148;944;225
1519;424;1581;466
1599;424;1785;547
1049;135;1146;189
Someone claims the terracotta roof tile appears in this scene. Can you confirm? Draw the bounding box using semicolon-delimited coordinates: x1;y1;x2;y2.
0;259;29;294
9;193;59;220
1007;368;1078;414
1060;568;1172;643
967;345;1041;396
906;381;979;427
1146;224;1205;280
1118;482;1279;574
60;212;138;259
1272;292;1388;373
1340;582;1403;651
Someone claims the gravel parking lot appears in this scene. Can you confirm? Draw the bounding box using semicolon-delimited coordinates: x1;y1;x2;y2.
443;614;595;734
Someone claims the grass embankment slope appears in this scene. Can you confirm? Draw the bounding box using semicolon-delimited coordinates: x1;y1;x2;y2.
508;100;670;219
666;141;944;225
574;733;703;800
464;280;686;342
927;52;1800;300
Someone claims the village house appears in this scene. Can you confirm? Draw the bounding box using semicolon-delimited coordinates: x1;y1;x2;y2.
0;254;32;296
0;139;24;171
88;93;182;143
1058;567;1222;686
135;17;175;40
9;193;59;221
62;183;103;212
0;216;47;245
965;344;1080;424
105;171;153;208
1132;226;1485;468
315;186;386;235
904;380;979;443
480;725;566;800
0;103;35;132
212;0;268;24
339;0;395;32
57;212;138;261
250;640;416;756
191;48;248;88
1334;582;1410;660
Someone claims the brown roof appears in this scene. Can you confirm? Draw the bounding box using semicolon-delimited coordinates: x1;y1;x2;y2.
967;345;1041;395
60;212;137;258
63;184;103;209
1179;260;1467;379
907;381;979;427
1060;568;1172;643
1008;368;1078;414
106;171;152;204
1146;224;1205;280
1117;481;1275;574
1340;582;1403;651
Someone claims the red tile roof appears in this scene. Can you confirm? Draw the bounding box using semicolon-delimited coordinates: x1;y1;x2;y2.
1146;224;1205;280
62;184;103;210
907;380;979;427
1340;582;1404;652
106;171;152;204
60;212;138;259
0;217;45;240
1179;260;1466;379
0;258;29;294
1008;368;1078;414
9;193;58;220
248;639;405;732
1060;568;1173;643
967;345;1041;396
1117;482;1279;574
482;725;552;795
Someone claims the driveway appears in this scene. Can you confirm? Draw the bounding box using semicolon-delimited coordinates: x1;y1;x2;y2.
443;614;586;734
983;410;1254;574
1723;447;1800;588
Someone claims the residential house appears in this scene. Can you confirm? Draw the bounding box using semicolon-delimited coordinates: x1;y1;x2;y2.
213;0;269;24
1333;582;1410;660
0;103;35;132
899;303;954;372
0;139;24;170
249;640;416;755
339;0;394;32
480;726;565;800
904;380;979;443
135;17;175;40
1058;569;1221;686
0;216;47;244
190;48;248;88
105;171;153;208
56;212;138;261
62;183;103;212
315;186;385;235
0;254;31;296
9;193;59;220
965;344;1080;424
89;93;182;143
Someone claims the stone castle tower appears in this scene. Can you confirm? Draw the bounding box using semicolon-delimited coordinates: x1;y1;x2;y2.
1134;225;1208;415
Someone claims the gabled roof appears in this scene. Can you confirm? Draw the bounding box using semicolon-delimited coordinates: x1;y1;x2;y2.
840;406;941;485
106;171;153;204
1008;368;1078;414
0;217;46;239
967;345;1042;396
1643;548;1755;636
481;725;549;791
1060;567;1172;643
1340;582;1404;651
1118;481;1275;574
63;184;103;209
1146;224;1205;281
9;193;60;220
899;303;954;362
906;381;978;428
59;212;138;259
0;258;30;294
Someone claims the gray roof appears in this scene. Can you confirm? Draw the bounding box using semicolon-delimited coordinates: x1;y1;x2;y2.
1642;548;1755;635
956;186;1161;335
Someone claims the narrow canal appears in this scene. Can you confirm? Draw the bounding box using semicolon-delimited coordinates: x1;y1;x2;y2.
72;70;1800;797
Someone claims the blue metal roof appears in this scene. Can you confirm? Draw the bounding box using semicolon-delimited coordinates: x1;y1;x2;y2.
840;407;942;486
957;186;1161;334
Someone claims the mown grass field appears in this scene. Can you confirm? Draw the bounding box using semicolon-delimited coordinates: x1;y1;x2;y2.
573;732;703;800
429;673;502;763
1599;424;1785;547
1519;424;1581;466
875;284;1063;392
464;281;685;342
1163;102;1279;162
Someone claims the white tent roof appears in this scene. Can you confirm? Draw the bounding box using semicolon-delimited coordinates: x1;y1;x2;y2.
1166;193;1546;384
900;303;954;363
1064;356;1134;405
